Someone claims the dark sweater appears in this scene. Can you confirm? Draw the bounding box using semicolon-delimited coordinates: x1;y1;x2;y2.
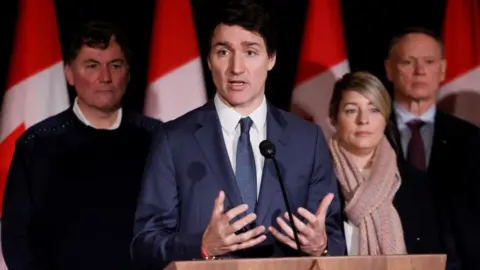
1;108;162;270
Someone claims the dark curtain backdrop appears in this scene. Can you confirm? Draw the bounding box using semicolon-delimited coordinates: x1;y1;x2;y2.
0;0;447;114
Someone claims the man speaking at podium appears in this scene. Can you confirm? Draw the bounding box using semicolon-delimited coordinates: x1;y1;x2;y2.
131;0;345;268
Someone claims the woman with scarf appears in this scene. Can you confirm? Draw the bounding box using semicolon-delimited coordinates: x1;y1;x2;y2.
327;71;450;258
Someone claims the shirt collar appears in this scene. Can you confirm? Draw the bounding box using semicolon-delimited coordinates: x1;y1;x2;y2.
214;93;267;135
394;102;436;129
73;97;122;130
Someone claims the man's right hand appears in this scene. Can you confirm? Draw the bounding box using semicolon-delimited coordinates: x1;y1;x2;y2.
201;191;266;257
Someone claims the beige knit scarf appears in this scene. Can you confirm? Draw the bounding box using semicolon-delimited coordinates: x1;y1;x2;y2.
329;135;406;255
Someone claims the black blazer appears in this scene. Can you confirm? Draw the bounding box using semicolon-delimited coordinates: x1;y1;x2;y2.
388;109;480;270
389;110;479;197
393;161;444;254
337;157;445;254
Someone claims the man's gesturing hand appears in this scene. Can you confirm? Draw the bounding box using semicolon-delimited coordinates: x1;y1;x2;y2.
269;193;334;256
201;191;266;257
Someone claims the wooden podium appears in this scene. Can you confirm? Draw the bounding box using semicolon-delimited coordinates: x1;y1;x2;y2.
165;255;446;270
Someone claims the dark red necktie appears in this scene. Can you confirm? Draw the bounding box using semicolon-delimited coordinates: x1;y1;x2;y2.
406;120;426;171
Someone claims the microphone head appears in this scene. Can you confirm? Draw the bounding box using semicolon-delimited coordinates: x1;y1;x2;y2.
259;140;276;159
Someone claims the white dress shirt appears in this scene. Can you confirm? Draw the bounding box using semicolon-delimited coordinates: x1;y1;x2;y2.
73;97;122;130
214;94;267;198
394;103;436;166
344;220;359;255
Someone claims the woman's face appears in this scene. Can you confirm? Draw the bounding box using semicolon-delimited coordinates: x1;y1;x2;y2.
333;90;387;155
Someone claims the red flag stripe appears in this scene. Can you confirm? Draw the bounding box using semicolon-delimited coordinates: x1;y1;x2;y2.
0;124;25;213
442;0;480;84
147;0;200;84
0;0;69;215
6;0;63;90
294;0;348;85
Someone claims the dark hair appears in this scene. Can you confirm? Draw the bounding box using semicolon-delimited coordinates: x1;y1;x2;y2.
65;21;131;65
208;0;277;56
387;27;444;57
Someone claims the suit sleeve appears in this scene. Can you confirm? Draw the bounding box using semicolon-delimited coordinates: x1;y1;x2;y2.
441;210;462;270
449;129;480;270
306;126;346;256
131;126;203;270
2;142;46;270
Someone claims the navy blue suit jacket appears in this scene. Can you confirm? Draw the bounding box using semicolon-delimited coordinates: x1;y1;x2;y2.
131;100;345;269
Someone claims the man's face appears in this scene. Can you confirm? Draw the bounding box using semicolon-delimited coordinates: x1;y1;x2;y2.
208;24;276;112
65;37;129;112
385;33;446;103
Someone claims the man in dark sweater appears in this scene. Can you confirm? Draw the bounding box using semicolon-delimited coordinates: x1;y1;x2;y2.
1;21;162;270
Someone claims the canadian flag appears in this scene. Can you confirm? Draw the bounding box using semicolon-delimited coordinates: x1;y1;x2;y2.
0;0;69;267
437;0;480;127
290;0;350;139
0;0;69;211
144;0;207;122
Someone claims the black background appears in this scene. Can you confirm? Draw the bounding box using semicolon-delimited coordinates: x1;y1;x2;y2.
0;0;449;113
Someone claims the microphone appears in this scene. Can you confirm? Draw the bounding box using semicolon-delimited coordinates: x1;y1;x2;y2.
259;140;303;254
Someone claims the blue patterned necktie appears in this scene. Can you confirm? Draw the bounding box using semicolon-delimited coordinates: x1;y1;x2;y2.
235;117;257;214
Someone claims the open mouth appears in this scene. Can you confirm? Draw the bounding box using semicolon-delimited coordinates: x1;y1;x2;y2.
228;80;247;90
228;80;246;86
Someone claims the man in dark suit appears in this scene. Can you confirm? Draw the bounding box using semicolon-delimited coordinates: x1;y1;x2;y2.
384;27;480;270
131;1;345;269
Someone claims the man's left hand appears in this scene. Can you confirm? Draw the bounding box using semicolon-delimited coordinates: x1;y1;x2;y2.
269;193;334;256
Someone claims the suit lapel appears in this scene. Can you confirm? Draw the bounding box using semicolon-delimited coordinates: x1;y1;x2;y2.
255;103;289;226
194;101;243;208
388;112;405;162
429;111;449;175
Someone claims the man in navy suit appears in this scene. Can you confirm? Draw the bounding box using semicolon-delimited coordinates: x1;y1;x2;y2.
131;1;345;268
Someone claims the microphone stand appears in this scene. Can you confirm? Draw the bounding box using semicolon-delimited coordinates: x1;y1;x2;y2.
271;158;303;255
